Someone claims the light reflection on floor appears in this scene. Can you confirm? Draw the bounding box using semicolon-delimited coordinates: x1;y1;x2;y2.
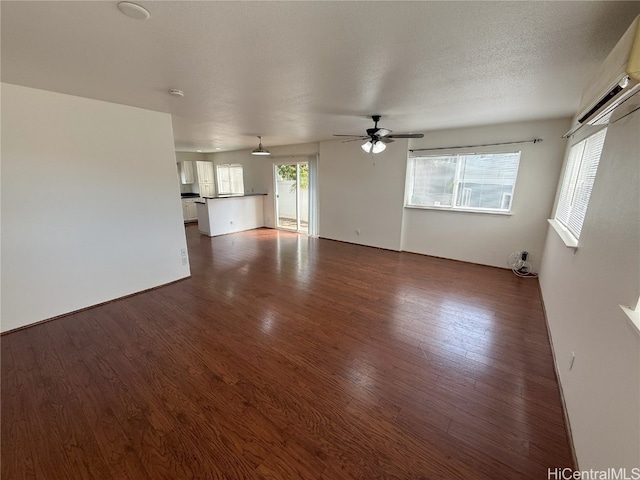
388;285;498;376
202;228;541;428
259;309;277;335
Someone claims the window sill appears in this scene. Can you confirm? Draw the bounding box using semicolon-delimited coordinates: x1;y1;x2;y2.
619;305;640;335
405;205;512;216
547;219;578;249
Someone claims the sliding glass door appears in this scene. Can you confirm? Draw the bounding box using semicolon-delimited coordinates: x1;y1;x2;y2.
274;162;309;234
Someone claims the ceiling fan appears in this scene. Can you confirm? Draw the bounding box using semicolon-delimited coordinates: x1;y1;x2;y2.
333;115;424;153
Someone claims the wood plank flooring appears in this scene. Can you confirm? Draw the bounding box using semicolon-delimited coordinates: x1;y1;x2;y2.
1;225;574;479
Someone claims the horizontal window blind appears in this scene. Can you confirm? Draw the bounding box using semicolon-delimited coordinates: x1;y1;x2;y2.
555;128;607;241
410;156;457;207
216;164;245;195
555;142;584;228
407;152;521;213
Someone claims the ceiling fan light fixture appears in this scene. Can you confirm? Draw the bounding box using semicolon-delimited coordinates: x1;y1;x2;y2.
362;140;386;154
251;136;271;156
372;141;386;154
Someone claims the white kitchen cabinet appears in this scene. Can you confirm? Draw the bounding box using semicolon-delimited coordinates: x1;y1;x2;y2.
199;183;215;197
180;161;195;184
186;202;198;221
181;200;189;221
196;161;214;184
182;198;198;222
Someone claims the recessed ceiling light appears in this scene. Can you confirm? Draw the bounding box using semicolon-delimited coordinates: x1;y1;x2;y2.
117;2;150;20
215;147;222;150
196;149;202;153
168;89;184;97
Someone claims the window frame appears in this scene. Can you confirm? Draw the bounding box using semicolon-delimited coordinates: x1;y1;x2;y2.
405;151;522;215
550;127;607;248
215;163;245;195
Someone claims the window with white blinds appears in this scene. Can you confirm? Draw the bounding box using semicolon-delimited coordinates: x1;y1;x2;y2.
406;152;521;213
554;128;607;241
216;164;244;195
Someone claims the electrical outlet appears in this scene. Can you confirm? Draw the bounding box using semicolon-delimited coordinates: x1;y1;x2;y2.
181;248;187;256
182;256;187;265
355;229;361;236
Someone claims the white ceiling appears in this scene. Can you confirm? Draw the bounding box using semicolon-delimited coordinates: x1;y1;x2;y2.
2;1;639;152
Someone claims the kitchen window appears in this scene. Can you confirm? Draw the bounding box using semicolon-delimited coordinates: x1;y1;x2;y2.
406;152;521;213
216;164;244;195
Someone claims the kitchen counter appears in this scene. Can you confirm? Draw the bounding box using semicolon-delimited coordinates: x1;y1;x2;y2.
197;193;267;201
196;194;266;237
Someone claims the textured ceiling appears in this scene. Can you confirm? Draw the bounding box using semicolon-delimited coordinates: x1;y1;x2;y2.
2;1;639;152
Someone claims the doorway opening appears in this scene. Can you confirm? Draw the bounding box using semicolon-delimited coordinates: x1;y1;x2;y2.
274;162;309;234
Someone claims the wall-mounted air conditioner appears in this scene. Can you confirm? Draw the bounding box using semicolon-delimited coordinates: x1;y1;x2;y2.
564;15;640;138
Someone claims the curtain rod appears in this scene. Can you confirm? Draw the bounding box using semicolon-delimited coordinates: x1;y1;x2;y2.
409;138;543;153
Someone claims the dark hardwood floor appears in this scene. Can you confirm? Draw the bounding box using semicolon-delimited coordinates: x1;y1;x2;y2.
2;225;574;479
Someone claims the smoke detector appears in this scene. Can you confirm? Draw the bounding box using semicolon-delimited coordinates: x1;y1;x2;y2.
117;2;150;20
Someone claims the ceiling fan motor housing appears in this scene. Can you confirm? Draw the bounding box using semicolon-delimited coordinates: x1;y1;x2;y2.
332;115;424;151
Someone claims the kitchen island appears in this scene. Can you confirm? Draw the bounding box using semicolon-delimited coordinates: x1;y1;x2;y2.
195;193;266;237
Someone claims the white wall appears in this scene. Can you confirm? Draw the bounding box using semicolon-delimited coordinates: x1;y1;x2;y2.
316;119;569;260
539;106;640;469
176;152;205;162
402;118;570;270
1;83;190;332
318;138;409;251
205;142;318;229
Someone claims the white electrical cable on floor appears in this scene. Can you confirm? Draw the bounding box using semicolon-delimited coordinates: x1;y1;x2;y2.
507;251;538;278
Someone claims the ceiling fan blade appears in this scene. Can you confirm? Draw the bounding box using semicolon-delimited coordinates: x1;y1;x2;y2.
366;127;392;137
341;138;366;143
387;133;424;139
333;134;366;138
380;138;395;144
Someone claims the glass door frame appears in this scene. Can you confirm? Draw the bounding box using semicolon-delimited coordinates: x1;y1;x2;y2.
273;161;309;233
